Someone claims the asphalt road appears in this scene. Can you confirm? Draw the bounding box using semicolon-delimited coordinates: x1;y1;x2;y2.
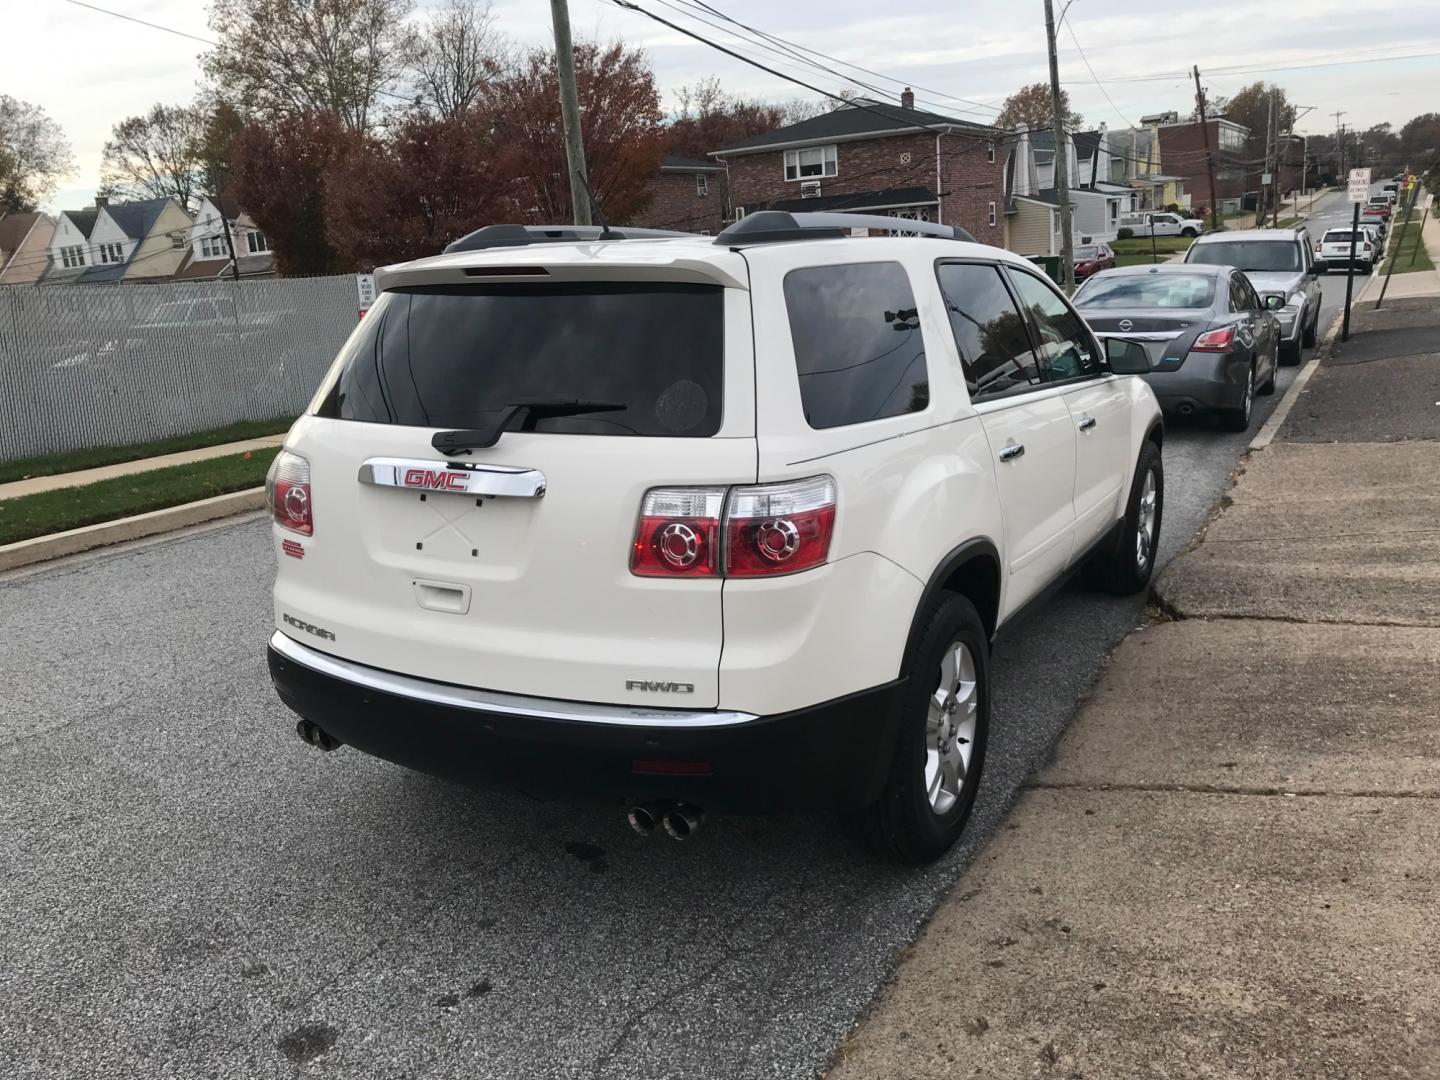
0;205;1360;1080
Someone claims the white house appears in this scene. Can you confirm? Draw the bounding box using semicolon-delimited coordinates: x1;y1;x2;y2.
175;194;274;279
45;208;101;283
1005;127;1130;257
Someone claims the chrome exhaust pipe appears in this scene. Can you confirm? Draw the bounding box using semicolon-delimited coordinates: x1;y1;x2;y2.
295;719;342;752
661;803;705;840
627;803;661;836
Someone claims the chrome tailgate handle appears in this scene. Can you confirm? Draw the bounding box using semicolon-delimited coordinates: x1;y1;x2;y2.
358;458;546;498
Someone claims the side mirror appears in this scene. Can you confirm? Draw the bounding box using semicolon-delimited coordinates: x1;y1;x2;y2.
1105;337;1151;374
1264;294;1285;311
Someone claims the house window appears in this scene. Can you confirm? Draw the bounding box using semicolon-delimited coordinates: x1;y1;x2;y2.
987;142;995;163
1219;125;1244;151
696;173;708;197
988;201;997;227
61;245;86;268
887;208;930;236
171;234;185;249
1109;201;1119;226
99;242;125;264
201;236;227;258
784;145;838;181
247;231;270;253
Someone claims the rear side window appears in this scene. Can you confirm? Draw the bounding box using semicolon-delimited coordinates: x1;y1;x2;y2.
320;283;724;437
783;262;928;429
935;262;1040;400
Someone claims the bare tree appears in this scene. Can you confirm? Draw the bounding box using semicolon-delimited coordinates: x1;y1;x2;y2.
205;0;416;132
99;104;208;209
411;0;505;121
0;96;74;212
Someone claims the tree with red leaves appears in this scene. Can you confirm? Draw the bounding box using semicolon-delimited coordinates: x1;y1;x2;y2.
666;78;819;160
231;112;353;275
325;110;515;267
485;40;665;224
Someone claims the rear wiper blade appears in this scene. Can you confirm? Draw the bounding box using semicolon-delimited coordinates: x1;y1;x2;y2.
431;399;627;455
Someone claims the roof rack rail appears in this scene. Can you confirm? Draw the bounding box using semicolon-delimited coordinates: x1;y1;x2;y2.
443;224;697;254
713;211;976;246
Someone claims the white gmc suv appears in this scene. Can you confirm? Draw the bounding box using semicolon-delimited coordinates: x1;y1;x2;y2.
266;213;1164;862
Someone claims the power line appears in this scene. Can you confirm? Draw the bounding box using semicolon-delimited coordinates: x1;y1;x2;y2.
1063;22;1134;131
1107;48;1440;84
670;0;1001;117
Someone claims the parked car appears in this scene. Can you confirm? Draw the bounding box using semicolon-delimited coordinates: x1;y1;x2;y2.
1360;207;1390;241
1183;226;1321;364
1119;211;1205;239
1366;196;1393;217
1074;242;1116;280
1315;227;1378;272
1383;181;1399;194
1075;264;1279;431
264;212;1165;863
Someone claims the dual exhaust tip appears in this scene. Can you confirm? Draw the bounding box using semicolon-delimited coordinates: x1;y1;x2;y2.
296;719;343;752
628;801;704;840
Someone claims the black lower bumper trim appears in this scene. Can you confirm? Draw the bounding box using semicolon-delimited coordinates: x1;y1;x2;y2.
267;644;906;814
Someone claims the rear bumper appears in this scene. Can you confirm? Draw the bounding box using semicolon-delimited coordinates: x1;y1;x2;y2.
1141;352;1249;414
267;632;905;813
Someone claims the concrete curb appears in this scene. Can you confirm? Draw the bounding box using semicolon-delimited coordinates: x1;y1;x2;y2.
1249;306;1343;452
0;487;265;573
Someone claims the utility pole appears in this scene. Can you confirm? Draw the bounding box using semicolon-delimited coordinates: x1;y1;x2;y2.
1333;111;1346;179
549;0;592;226
1262;90;1276;228
219;200;241;283
1043;0;1074;290
1193;66;1221;229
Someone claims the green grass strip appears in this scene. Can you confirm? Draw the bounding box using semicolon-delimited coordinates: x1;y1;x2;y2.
1111;236;1192;255
0;448;279;546
0;417;294;485
1379;232;1434;275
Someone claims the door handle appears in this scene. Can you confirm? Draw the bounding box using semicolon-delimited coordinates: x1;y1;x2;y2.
1078;417;1097;432
998;443;1025;462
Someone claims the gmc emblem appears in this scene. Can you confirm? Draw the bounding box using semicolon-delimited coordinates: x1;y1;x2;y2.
626;680;695;694
402;467;468;492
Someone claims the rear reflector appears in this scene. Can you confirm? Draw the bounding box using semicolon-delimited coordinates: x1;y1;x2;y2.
265;450;313;536
1192;326;1235;352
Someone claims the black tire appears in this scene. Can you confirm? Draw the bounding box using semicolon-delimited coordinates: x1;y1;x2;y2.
1302;309;1318;348
1278;339;1302;366
1258;349;1277;396
853;593;990;864
1222;365;1256;431
1086;441;1163;595
1181;227;1198;238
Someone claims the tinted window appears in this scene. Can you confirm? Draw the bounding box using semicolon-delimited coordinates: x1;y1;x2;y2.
783;262;928;429
1227;275;1248;312
321;283;724;436
1237;276;1260;310
1187;240;1301;272
935;263;1039;400
1008;270;1102;382
1074;273;1216;309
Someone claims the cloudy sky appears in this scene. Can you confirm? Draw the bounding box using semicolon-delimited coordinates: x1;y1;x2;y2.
11;0;1439;211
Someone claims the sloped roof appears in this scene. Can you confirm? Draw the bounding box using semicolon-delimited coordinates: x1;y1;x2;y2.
1073;131;1103;160
63;209;99;239
0;212;43;254
714;99;1003;155
103;197;174;240
197;193;243;219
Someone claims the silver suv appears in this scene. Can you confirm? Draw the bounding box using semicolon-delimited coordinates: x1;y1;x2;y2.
1183;227;1321;364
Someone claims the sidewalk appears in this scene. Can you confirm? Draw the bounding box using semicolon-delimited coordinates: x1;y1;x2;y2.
0;434;284;501
828;299;1440;1077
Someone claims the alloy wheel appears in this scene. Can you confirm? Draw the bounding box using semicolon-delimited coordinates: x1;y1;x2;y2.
1135;469;1158;572
925;641;978;816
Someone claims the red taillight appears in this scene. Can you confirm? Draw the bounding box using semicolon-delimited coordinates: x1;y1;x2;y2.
1315;242;1323;251
724;476;837;578
630;476;837;578
1192;326;1235;352
265;450;313;536
630;487;725;577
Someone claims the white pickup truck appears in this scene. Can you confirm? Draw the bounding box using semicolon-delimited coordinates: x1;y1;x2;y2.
1119;211;1205;239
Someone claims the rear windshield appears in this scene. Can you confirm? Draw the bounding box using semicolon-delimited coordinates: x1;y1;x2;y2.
1186;240;1300;272
1323;231;1362;242
1074;273;1216;309
319;283;724;437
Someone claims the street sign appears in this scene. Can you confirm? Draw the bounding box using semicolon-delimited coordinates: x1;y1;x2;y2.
1261;172;1272;185
1347;167;1372;203
355;273;376;319
1424;193;1434;212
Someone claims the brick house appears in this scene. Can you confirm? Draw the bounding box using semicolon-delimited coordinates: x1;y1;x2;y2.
1153;117;1251;214
711;92;1008;243
632;156;728;234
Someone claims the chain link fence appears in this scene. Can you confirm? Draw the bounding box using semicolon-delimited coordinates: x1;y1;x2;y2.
0;275;359;462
